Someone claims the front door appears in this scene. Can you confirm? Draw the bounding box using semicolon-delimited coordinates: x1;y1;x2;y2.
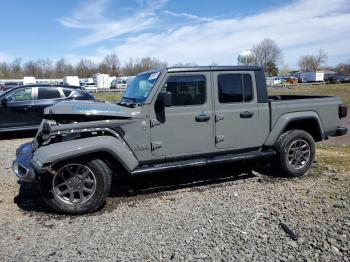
150;72;214;158
0;87;35;129
213;71;269;150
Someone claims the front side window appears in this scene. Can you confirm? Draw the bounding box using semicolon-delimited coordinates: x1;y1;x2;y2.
38;88;61;100
163;75;206;106
123;72;161;102
7;88;32;102
218;74;253;103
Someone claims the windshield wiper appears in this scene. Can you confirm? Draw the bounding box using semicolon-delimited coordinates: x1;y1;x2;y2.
118;97;142;108
122;96;137;102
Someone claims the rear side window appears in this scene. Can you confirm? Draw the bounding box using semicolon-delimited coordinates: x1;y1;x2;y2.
163;75;206;106
218;74;253;103
62;89;72;97
38;88;61;100
71;89;89;99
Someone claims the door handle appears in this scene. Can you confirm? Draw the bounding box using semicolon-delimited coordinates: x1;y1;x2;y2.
195;114;211;122
240;111;254;119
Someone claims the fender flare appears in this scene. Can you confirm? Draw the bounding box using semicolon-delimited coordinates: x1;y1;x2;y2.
33;136;139;173
264;111;324;146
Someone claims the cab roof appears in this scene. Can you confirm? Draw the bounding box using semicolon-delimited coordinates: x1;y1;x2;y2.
141;66;263;74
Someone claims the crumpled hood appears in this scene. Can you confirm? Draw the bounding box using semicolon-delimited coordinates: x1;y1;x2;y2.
44;100;142;119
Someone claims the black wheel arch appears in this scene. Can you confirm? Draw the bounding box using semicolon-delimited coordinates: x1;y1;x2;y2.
282;117;322;142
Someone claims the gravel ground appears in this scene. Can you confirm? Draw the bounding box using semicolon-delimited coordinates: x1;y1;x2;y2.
0;134;349;262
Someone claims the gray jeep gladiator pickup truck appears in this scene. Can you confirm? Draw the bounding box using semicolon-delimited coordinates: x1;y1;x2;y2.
13;66;348;214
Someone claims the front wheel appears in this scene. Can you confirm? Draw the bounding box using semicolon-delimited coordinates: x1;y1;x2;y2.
275;130;316;177
40;159;112;214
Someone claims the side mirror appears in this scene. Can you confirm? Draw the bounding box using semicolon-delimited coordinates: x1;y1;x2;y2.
155;92;172;112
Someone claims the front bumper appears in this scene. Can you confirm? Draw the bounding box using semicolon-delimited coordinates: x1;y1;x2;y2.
12;142;36;182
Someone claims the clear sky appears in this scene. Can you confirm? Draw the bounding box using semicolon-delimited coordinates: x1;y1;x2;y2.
0;0;349;68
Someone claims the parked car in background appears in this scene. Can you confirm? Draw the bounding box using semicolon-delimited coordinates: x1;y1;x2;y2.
116;76;135;90
82;82;97;90
299;72;324;82
338;75;350;83
266;77;282;86
0;82;21;93
325;75;340;84
0;84;95;132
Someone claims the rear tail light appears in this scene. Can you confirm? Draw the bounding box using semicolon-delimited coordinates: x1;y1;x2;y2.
339;105;348;119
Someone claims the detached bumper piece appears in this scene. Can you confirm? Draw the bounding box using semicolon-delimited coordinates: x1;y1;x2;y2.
335;127;348;136
326;127;348;137
12;142;36;182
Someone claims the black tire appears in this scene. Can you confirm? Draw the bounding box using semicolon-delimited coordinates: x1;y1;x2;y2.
274;130;315;177
40;158;112;215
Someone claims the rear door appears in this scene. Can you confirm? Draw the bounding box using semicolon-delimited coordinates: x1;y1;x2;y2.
213;71;269;150
33;87;64;125
0;87;35;128
150;72;214;157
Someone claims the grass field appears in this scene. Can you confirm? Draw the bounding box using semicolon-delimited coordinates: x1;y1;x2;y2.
269;83;350;105
94;92;123;102
317;145;350;172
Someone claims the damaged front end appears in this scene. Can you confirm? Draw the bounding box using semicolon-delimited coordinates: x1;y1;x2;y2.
13;100;142;182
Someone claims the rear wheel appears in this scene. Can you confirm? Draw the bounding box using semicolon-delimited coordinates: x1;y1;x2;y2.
40;159;112;214
275;130;315;177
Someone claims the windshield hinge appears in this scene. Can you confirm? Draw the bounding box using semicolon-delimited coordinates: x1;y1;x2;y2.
215;135;225;144
215;114;224;122
150;119;161;128
151;141;162;151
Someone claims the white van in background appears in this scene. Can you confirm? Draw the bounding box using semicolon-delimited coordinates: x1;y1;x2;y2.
23;76;36;85
64;76;80;86
266;77;282;86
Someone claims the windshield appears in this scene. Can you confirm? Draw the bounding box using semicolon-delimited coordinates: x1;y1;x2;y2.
123;72;160;102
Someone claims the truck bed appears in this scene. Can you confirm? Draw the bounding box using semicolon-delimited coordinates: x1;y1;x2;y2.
269;94;329;101
268;95;342;135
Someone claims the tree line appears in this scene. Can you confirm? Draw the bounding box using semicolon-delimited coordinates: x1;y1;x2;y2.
0;55;168;79
238;38;350;76
1;39;350;79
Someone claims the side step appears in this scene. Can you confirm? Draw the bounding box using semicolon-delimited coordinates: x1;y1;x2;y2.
131;149;276;176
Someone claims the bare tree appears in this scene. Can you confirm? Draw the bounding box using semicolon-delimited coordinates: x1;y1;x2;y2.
23;60;40;77
122;57;167;76
237;52;256;66
75;59;98;78
10;57;23;78
36;59;53;78
298;49;328;71
336;62;350;75
100;54;121;76
279;65;291;76
54;58;74;78
252;39;282;72
0;62;10;78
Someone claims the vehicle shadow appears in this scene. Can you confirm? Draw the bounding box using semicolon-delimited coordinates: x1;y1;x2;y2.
14;162;271;215
109;163;255;198
0;130;36;140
